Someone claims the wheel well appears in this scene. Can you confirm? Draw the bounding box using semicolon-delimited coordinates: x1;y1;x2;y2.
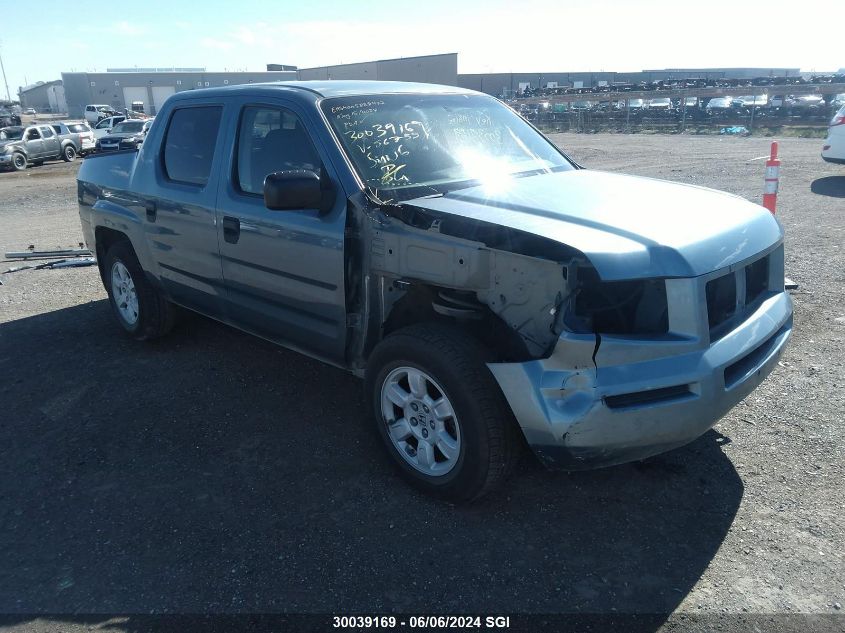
94;227;130;284
381;283;532;362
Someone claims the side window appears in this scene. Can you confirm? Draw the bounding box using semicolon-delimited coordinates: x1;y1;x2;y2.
26;128;41;140
95;119;110;129
235;106;321;195
40;127;55;138
163;106;223;186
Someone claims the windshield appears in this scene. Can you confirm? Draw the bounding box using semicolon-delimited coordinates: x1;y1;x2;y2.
322;94;573;201
650;98;671;105
0;127;24;140
112;121;144;134
67;123;89;133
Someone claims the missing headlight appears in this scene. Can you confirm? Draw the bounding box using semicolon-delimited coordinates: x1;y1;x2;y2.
566;267;669;335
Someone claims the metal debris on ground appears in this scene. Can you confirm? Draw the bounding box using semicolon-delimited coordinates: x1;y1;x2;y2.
4;248;93;260
2;257;96;274
785;277;799;290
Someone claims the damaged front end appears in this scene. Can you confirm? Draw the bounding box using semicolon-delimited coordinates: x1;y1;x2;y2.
346;184;792;471
487;244;792;470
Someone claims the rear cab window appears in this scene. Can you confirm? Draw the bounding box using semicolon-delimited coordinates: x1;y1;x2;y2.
163;106;223;186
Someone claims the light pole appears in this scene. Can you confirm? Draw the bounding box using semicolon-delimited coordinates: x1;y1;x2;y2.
0;43;10;103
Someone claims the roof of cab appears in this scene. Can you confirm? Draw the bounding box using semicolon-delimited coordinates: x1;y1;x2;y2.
166;80;478;104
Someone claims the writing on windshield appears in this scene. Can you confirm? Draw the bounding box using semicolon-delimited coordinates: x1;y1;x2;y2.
323;94;571;200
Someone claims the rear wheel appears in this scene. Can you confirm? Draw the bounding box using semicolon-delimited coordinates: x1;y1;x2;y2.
11;152;26;171
104;241;175;340
366;323;519;502
62;145;77;162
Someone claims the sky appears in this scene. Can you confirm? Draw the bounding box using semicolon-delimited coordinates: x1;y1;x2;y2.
0;0;841;97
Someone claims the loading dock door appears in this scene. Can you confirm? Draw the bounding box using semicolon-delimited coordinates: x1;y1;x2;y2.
122;87;148;112
151;86;176;114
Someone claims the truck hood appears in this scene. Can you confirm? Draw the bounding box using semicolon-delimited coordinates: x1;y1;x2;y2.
0;139;21;149
403;169;783;280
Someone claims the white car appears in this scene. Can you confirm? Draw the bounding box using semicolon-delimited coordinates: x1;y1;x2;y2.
92;115;127;139
84;104;116;125
647;97;673;110
822;104;845;164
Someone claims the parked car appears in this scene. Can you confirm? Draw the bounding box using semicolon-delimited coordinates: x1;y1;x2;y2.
0;124;79;170
0;109;21;127
95;118;154;152
646;97;673;112
77;81;792;501
822;104;845;164
732;95;768;108
84;104;116;124
92;115;127;139
626;98;645;111
789;95;825;113
24;108;36;115
705;97;735;115
55;121;95;154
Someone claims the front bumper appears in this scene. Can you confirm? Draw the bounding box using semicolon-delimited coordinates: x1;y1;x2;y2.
488;257;793;470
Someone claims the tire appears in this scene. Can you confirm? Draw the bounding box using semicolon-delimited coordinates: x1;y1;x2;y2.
62;145;77;162
103;240;175;341
366;323;520;502
11;152;26;171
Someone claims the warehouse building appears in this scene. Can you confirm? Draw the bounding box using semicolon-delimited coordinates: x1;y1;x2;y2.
61;68;298;118
296;53;458;85
18;80;67;114
60;54;458;117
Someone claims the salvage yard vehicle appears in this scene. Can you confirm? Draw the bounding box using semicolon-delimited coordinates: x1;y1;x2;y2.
84;104;116;124
95;118;154;152
92;115;126;139
77;81;793;501
0;124;78;170
54;121;96;155
822;104;845;164
49;122;83;156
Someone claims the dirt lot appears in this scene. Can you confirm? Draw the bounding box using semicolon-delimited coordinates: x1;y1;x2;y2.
0;135;843;630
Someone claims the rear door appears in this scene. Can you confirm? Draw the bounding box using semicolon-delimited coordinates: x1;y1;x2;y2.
214;98;348;363
140;102;227;318
39;126;60;158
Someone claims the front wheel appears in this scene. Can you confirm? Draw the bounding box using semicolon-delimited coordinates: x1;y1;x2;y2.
366;323;520;502
62;145;77;162
104;241;176;340
11;152;26;171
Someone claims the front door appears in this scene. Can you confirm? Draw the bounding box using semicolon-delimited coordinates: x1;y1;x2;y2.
215;100;348;363
23;128;44;158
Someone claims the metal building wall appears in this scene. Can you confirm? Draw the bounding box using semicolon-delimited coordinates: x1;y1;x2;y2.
61;70;297;117
296;53;458;86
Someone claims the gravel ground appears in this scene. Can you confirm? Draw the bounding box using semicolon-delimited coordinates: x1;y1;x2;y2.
0;136;842;631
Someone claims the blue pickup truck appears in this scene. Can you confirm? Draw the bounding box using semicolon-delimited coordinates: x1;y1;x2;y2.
77;81;792;501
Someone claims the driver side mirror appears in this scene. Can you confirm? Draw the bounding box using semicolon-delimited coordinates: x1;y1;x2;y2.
264;169;334;212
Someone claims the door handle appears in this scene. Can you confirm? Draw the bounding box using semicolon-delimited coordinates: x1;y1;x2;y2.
145;201;157;222
223;216;240;244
